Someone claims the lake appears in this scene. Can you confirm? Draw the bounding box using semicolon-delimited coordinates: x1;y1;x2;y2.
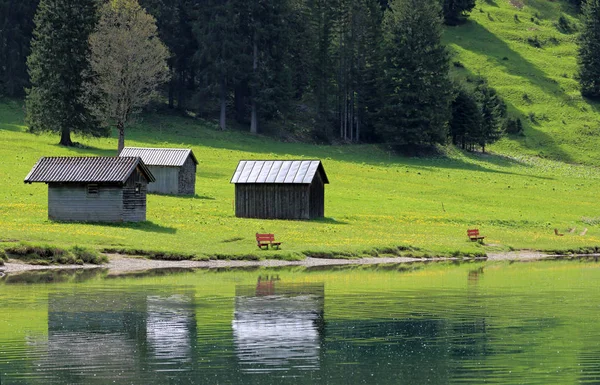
1;260;599;384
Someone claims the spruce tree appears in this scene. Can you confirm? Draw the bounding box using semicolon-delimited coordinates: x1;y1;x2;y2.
442;0;476;26
475;84;506;152
25;0;104;146
0;0;39;96
449;88;481;150
378;0;452;148
578;0;600;99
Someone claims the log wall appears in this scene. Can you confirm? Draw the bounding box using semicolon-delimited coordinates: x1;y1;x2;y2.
235;184;314;219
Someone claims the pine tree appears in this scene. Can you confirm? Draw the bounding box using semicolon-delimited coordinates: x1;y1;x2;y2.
578;0;600;99
141;0;197;111
0;0;39;96
192;0;240;129
442;0;476;26
475;83;506;152
25;0;104;146
378;0;452;148
246;0;293;134
449;87;481;150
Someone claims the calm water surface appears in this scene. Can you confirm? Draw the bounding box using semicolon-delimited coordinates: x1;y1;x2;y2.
1;261;600;384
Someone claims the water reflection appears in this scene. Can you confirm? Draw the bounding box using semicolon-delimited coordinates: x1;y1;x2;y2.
2;263;600;384
39;288;196;383
233;276;325;373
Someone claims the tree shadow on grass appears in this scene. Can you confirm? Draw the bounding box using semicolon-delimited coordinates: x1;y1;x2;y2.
448;21;570;103
50;144;116;157
311;217;349;225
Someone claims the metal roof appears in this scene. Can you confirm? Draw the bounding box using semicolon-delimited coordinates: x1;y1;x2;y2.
24;157;155;184
119;147;198;167
230;160;329;184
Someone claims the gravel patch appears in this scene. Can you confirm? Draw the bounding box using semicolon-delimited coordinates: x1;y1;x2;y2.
0;251;592;276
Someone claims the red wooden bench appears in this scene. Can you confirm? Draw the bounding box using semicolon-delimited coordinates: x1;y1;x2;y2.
256;233;282;250
467;229;485;242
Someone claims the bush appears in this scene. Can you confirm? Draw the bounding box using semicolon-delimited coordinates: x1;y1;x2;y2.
505;117;524;135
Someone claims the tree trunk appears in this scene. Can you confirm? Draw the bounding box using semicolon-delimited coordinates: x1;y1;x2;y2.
250;38;258;134
219;75;227;130
59;126;73;146
168;78;175;109
234;81;247;124
177;70;186;111
117;121;125;154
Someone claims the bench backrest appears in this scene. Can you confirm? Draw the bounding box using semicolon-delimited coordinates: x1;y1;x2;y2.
256;233;275;242
467;229;480;237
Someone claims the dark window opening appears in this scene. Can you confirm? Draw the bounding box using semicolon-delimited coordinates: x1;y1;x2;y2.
87;184;99;195
135;183;142;195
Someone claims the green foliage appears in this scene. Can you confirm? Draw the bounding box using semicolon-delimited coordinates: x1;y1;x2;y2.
475;83;507;152
0;0;38;97
378;0;452;148
442;0;476;26
504;117;523;135
25;0;105;146
578;0;600;98
449;87;482;149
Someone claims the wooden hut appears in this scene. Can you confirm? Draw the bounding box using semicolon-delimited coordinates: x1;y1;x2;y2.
119;147;198;195
24;156;155;222
231;160;329;220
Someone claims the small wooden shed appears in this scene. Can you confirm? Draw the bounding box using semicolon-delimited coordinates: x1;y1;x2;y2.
231;160;329;220
119;147;198;195
24;156;155;222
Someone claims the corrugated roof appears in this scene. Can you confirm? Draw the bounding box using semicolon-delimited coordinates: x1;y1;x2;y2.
24;157;155;184
119;147;198;166
230;160;329;184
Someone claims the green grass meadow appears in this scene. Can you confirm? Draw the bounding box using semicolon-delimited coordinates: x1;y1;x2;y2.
1;97;600;259
3;0;600;260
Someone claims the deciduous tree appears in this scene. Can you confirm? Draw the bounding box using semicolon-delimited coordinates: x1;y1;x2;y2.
89;0;170;153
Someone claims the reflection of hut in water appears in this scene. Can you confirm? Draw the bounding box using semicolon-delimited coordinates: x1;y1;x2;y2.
42;289;196;383
233;278;325;373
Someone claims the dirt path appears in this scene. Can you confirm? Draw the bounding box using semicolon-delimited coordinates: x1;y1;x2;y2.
0;250;577;276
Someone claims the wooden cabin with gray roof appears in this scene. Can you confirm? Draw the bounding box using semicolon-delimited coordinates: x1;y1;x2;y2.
119;147;198;195
24;157;155;222
231;160;329;220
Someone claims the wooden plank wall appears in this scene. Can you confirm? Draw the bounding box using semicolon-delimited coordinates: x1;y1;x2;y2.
235;184;311;219
123;168;148;222
177;157;196;195
48;183;123;222
147;166;179;195
309;172;325;218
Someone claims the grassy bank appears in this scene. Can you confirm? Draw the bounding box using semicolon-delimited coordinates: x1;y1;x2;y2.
445;0;600;164
2;99;600;260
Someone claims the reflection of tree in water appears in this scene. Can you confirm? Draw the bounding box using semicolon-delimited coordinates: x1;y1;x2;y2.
233;277;325;374
39;288;196;384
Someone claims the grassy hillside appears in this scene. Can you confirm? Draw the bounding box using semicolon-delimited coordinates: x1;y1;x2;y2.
445;0;600;164
2;98;600;259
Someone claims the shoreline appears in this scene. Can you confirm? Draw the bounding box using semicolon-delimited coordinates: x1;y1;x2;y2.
0;250;587;276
